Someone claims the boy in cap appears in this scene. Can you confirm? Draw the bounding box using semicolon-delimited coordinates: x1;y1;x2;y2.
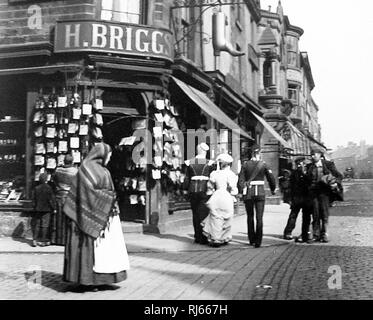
32;173;56;247
184;143;214;244
238;144;276;248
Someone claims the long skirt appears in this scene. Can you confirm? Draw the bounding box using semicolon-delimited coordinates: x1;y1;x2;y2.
201;189;234;245
63;215;129;286
50;196;68;246
202;214;233;245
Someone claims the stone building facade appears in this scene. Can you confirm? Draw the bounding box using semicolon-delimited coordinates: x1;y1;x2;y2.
0;0;324;236
256;1;325;178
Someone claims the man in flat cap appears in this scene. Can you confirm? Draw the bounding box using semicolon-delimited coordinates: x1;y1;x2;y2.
238;144;276;248
306;147;343;243
184;143;214;245
283;157;313;243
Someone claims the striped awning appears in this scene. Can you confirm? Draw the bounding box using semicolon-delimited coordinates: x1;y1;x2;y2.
286;121;311;156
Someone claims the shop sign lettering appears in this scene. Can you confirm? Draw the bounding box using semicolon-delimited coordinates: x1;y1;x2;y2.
55;21;174;61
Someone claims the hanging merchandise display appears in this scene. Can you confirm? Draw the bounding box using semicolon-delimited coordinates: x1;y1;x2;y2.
31;85;101;182
147;97;187;202
82;104;93;115
93;98;103;111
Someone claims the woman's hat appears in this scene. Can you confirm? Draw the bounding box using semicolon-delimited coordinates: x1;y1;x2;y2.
217;153;233;163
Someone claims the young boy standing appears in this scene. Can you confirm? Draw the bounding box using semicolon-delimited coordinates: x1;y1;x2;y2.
32;173;56;247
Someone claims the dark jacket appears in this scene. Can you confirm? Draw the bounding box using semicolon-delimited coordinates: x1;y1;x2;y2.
289;168;310;199
238;160;276;200
325;160;343;182
183;158;213;194
33;183;56;213
306;159;343;198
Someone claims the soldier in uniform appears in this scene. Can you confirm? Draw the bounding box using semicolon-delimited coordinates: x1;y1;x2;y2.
184;143;214;245
238;144;276;248
283;157;313;243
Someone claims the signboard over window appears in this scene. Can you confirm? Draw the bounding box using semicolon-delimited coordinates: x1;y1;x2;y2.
54;20;174;62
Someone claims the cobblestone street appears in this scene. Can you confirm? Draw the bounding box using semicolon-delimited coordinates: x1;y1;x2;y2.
1;180;373;300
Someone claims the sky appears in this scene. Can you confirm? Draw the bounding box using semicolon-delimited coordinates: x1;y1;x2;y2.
260;0;373;151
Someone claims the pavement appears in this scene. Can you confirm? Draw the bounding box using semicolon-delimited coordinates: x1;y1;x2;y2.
0;204;291;254
1;180;373;301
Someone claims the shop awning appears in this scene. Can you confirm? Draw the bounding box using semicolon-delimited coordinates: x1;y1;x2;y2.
250;112;292;149
171;76;253;140
307;133;328;153
286;121;309;155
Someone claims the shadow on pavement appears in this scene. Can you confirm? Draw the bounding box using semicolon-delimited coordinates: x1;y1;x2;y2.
11;236;34;247
24;270;122;294
142;232;195;244
23;270;68;293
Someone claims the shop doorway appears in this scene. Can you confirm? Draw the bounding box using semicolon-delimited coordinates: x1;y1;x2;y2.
99;88;148;223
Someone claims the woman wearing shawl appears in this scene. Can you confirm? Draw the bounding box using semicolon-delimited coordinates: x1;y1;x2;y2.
51;154;78;246
63;143;130;291
201;154;238;247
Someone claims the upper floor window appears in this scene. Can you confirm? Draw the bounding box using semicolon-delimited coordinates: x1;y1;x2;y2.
101;0;143;24
176;3;195;60
287;52;299;68
233;0;243;30
288;85;299;105
287;36;299;68
154;0;164;21
263;59;273;88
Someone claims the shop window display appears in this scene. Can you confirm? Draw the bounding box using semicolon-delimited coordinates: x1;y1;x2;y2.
0;79;27;203
0;122;26;201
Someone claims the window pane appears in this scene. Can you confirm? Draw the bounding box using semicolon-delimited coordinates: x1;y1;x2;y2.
287;52;298;67
101;0;113;20
101;0;141;23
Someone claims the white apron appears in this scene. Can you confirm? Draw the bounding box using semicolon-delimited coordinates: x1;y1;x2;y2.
93;214;130;273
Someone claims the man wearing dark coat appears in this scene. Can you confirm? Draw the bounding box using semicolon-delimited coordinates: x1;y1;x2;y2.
283;157;313;242
306;147;343;243
238;144;276;248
